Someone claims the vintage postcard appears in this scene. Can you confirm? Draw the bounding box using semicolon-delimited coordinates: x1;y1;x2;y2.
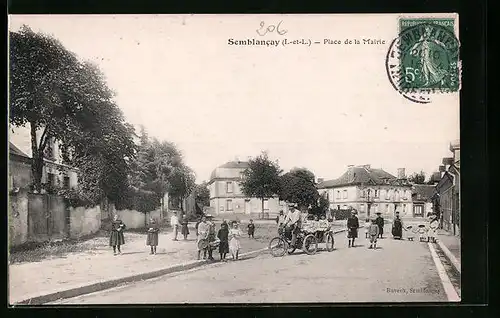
8;14;460;304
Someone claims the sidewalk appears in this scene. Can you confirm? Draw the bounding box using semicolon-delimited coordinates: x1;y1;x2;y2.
8;221;293;304
437;229;461;265
9;225;200;304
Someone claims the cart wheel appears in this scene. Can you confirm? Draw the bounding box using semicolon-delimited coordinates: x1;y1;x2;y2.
303;234;318;255
325;232;335;252
269;237;288;257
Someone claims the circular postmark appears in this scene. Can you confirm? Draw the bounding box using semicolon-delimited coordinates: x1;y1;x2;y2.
386;22;460;103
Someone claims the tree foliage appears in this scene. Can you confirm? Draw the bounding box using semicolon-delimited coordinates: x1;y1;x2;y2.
9;25;136;203
194;182;210;208
408;171;426;184
279;167;320;210
239;152;282;216
128;130;195;212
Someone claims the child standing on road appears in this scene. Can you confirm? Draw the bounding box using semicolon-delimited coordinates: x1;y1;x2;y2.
406;225;415;241
247;219;255;238
368;218;380;249
217;222;229;261
229;221;242;260
110;214;126;255
364;218;371;238
146;217;160;254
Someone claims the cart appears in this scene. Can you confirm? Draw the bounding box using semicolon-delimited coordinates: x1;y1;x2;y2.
269;221;335;257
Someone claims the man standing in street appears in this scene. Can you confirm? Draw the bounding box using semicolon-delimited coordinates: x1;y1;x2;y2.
284;205;301;246
170;212;179;241
347;210;360;248
375;212;384;239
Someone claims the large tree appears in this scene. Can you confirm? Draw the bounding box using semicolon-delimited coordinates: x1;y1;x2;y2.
10;26;136;201
10;26;83;192
279;167;320;211
240;152;282;219
168;164;196;211
194;182;210;208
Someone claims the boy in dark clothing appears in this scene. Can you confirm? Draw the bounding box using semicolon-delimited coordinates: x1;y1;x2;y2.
217;222;229;261
375;213;384;238
347;211;360;248
247;219;255;238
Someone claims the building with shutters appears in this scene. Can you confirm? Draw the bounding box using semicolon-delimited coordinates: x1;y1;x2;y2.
207;160;283;217
9;126;78;192
317;165;413;219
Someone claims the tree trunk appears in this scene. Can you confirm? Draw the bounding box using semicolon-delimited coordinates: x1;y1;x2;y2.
30;123;43;193
261;198;264;220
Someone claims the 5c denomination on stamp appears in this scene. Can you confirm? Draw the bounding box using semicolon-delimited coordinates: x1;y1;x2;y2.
386;18;461;103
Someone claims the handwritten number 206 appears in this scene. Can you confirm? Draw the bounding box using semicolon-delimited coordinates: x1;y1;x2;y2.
256;21;287;36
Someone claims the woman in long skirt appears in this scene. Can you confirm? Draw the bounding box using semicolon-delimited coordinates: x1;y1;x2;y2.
229;221;242;260
181;214;190;240
217;221;229;261
110;214;126;255
146;217;160;254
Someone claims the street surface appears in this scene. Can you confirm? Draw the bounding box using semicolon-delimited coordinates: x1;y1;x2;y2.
52;232;453;303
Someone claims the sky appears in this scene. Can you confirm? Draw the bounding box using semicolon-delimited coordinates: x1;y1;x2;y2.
9;14;460;183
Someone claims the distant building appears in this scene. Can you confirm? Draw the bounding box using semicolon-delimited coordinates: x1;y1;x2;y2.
434;140;460;235
317;165;413;219
207;160;282;217
411;184;435;217
9;126;78;192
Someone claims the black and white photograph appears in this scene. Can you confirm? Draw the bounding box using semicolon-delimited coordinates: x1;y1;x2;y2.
8;14;461;304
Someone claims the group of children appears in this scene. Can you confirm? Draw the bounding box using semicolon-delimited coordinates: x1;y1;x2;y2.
362;213;440;248
197;218;257;262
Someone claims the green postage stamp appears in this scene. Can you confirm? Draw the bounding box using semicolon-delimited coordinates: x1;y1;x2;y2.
386;17;460;103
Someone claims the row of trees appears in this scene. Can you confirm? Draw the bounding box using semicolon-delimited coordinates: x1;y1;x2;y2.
9;26;199;213
240;152;329;217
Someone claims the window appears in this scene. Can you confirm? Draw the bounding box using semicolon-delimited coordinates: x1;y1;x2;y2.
386;190;391;200
385;204;389;212
343;190;348;199
336;191;341;199
403;204;407;213
220;206;225;212
47;173;55;186
374;190;379;198
63;176;70;189
360;190;365;198
226;200;233;211
360;204;365;212
226;182;233;193
263;199;269;210
374;204;379;212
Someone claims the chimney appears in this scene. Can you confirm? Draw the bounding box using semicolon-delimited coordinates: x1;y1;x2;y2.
397;168;406;179
438;165;446;172
347;165;354;182
317;178;324;184
363;164;371;170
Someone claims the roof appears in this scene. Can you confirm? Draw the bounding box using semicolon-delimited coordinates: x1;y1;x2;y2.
209;161;249;180
317;166;403;188
9;142;30;158
412;184;435;201
218;161;250;169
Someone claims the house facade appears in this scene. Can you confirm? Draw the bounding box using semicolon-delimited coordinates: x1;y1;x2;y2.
435;140;460;235
207;161;282;216
411;184;435;218
9;126;78;191
317;165;413;219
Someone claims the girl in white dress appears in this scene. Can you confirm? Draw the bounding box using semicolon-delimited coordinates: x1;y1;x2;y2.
229;222;242;260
